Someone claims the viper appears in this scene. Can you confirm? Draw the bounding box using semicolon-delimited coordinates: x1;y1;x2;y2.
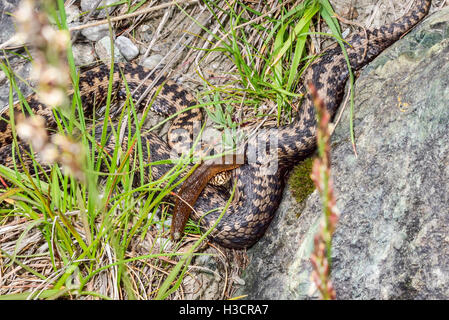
0;0;432;249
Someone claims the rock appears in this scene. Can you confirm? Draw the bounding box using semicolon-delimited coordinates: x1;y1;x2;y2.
81;24;110;42
115;36;139;61
238;8;449;300
0;0;31;109
0;57;32;112
141;54;164;70
330;9;449;299
0;0;21;45
95;36;126;64
71;43;96;66
80;0;117;18
65;4;81;24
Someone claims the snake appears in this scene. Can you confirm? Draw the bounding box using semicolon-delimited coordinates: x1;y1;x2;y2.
0;0;432;249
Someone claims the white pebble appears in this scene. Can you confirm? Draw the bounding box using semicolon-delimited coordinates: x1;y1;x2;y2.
81;24;109;42
71;43;96;66
115;36;139;61
65;5;81;24
141;54;164;70
95;36;126;64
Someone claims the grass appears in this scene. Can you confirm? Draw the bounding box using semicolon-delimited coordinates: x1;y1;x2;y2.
0;0;353;300
192;0;351;128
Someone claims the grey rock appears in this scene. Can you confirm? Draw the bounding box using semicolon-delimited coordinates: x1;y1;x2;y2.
141;111;166;133
0;58;32;112
81;24;110;42
115;36;139;61
141;54;164;70
0;0;31;108
65;4;81;24
71;43;96;66
238;8;449;300
95;36;126;64
0;0;20;44
237;187;321;299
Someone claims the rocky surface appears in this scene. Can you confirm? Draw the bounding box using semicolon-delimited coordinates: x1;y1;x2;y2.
71;43;96;66
238;7;449;300
141;54;164;70
95;35;126;63
0;0;33;111
80;24;110;42
0;0;21;44
115;36;140;61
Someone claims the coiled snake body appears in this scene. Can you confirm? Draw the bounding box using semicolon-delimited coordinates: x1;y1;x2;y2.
0;0;432;248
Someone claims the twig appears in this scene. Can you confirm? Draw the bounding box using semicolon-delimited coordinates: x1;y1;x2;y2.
140;6;172;60
0;35;24;50
330;83;352;136
69;0;200;32
71;0;104;43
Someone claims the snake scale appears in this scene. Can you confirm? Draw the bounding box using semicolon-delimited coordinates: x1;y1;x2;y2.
0;0;432;249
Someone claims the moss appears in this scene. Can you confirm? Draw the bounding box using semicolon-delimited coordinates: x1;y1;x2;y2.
288;157;315;204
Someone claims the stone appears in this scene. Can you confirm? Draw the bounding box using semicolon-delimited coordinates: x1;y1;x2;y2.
81;24;110;42
141;54;164;70
71;43;96;66
238;8;449;300
115;36;139;61
0;58;32;112
0;0;21;45
0;0;31;107
237;187;321;299
65;4;81;24
95;36;126;64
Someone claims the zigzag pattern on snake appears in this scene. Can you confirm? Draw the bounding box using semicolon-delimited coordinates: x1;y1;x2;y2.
0;0;432;248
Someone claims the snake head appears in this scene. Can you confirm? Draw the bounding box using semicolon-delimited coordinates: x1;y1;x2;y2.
170;160;241;241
